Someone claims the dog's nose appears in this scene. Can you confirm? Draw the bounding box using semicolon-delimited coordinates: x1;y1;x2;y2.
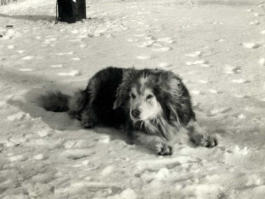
131;109;141;118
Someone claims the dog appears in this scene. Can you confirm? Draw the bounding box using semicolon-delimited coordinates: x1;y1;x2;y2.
40;66;217;155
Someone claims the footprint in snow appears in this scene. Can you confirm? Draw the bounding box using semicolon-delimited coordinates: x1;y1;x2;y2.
58;70;81;77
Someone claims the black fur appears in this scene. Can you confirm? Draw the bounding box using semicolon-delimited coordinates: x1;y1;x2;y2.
39;91;70;112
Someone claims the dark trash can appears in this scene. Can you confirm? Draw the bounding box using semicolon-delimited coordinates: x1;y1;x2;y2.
56;0;86;23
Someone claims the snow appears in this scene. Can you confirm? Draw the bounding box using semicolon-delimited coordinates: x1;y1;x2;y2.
224;64;241;74
242;42;261;49
185;59;209;66
108;188;138;199
1;0;265;198
101;165;114;176
158;62;172;68
57;70;81;76
136;55;151;60
33;153;46;160
185;51;202;58
50;64;63;68
258;58;265;66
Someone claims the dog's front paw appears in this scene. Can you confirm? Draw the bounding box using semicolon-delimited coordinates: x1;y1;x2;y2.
191;134;217;148
156;143;172;156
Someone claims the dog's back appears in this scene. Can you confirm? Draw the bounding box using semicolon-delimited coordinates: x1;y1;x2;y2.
77;67;127;127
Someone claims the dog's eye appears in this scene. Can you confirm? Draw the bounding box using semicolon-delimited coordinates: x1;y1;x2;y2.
130;93;136;99
146;94;153;100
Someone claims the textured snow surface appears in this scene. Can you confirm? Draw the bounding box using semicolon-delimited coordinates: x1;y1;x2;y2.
1;0;265;198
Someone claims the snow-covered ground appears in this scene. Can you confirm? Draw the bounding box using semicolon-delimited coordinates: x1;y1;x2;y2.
0;0;265;198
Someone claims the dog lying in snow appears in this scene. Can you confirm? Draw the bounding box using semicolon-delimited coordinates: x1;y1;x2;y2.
40;66;217;155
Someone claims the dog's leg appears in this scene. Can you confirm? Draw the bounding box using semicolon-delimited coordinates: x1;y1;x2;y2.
80;105;98;128
124;123;135;145
68;90;88;120
133;131;172;155
68;90;97;128
186;120;217;148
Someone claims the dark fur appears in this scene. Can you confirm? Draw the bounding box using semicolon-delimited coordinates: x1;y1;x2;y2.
39;91;70;112
41;66;217;155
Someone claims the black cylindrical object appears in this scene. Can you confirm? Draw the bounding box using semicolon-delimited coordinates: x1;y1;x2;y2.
57;0;86;23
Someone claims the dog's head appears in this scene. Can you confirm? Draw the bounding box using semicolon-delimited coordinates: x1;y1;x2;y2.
113;68;187;124
128;78;162;122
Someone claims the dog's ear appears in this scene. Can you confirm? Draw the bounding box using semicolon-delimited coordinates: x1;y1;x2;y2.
113;69;137;109
155;71;185;123
156;71;184;98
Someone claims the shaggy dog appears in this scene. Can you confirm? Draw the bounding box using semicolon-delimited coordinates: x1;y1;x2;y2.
41;67;217;155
